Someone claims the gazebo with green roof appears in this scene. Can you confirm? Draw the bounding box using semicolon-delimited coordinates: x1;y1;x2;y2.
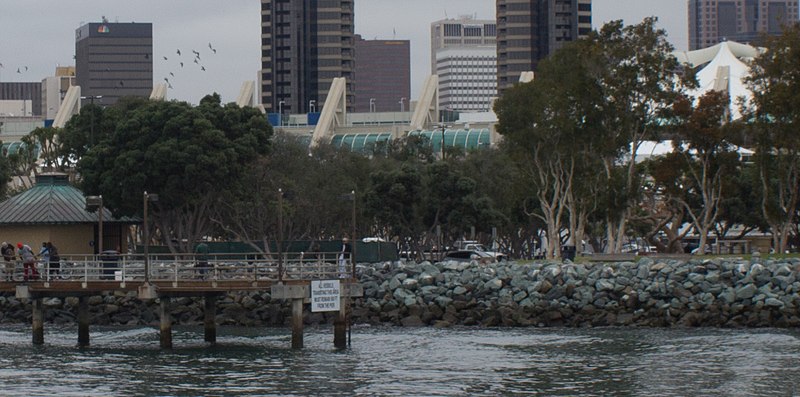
0;173;137;255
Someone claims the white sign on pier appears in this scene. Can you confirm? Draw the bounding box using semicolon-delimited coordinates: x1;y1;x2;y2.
311;280;341;312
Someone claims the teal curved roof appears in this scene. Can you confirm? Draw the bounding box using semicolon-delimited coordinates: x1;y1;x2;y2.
408;129;492;152
0;174;137;225
332;133;393;154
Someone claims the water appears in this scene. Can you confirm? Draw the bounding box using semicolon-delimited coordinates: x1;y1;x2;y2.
0;325;798;396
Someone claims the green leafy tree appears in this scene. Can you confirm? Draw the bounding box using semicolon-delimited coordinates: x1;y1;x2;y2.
0;140;12;199
744;23;800;252
495;38;604;258
590;17;694;252
671;90;740;252
78;94;272;252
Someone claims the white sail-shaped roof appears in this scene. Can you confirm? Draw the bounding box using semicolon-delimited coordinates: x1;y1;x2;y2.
674;41;764;120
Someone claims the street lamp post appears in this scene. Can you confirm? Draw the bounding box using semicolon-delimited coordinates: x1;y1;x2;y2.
143;192;158;283
277;188;284;281
85;195;103;255
309;100;316;113
278;100;285;125
80;95;103;146
351;190;356;278
369;98;376;113
399;97;405;113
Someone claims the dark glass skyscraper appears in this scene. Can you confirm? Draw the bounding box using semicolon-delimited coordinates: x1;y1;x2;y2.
353;35;410;113
260;0;355;114
75;22;153;106
496;0;592;93
689;0;799;50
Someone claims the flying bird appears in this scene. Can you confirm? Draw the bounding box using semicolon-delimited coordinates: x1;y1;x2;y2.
144;53;150;59
119;81;124;87
208;42;213;50
211;48;216;54
164;77;170;83
201;66;206;71
179;62;184;68
163;56;168;61
0;62;4;68
176;49;181;56
192;49;199;56
24;66;28;71
193;59;199;64
16;68;21;73
167;83;173;89
169;72;174;77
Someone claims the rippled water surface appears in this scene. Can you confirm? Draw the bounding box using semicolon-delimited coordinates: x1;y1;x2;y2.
0;325;798;396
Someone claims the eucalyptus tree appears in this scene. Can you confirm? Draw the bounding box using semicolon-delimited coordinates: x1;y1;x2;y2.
670;90;740;253
590;18;695;253
0;141;12;199
744;24;800;252
212;132;374;252
494;39;604;259
79;94;272;252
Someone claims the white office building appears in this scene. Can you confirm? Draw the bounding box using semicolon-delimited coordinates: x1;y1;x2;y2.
431;17;497;113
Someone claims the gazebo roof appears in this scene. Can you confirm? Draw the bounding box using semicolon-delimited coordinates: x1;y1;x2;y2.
0;173;138;225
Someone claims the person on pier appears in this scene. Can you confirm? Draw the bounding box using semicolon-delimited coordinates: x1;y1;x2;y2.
39;242;50;277
1;242;14;281
18;242;38;281
47;242;61;278
338;237;352;279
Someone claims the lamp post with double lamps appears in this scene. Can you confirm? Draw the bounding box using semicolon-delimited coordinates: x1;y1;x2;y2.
85;195;103;255
143;192;159;283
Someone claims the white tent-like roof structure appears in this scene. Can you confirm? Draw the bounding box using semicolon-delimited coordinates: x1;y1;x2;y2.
673;41;764;120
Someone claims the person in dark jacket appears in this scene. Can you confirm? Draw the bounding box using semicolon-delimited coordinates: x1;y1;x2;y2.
1;242;15;281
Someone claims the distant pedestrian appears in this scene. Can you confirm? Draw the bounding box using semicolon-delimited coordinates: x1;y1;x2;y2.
39;242;50;276
338;237;352;279
18;242;38;281
194;241;209;278
47;242;61;278
1;242;14;281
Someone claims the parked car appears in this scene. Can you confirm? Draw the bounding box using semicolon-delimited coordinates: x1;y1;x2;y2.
452;240;507;261
443;250;497;264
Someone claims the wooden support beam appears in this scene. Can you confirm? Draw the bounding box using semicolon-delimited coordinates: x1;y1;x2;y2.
32;298;44;345
204;294;217;344
291;298;304;349
78;296;90;347
160;297;172;349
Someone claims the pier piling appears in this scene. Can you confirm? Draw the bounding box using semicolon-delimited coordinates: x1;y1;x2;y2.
334;296;347;349
204;294;217;344
78;296;90;347
160;297;172;349
32;298;44;345
291;298;303;349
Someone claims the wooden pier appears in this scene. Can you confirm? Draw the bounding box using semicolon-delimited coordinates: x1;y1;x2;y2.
0;252;362;349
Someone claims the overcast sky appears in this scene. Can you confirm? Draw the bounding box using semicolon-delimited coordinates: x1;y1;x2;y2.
0;0;687;105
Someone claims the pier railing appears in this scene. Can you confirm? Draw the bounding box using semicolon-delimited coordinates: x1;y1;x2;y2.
6;252;353;285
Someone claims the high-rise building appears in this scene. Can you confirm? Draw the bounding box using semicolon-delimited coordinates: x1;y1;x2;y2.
689;0;799;50
353;35;410;113
260;0;355;115
431;17;498;112
0;82;42;117
75;21;153;106
496;0;592;93
42;67;76;120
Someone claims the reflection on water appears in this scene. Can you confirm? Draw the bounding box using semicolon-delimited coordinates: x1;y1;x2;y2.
0;325;798;396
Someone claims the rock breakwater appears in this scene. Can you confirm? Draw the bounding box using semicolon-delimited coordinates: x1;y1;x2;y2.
1;257;799;328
